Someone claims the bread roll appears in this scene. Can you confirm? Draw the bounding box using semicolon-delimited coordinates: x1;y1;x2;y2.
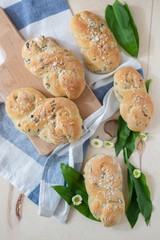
70;11;121;73
84;154;125;227
22;36;86;99
5;88;83;145
114;67;154;131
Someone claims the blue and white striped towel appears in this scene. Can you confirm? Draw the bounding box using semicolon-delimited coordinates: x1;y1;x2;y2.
0;0;143;223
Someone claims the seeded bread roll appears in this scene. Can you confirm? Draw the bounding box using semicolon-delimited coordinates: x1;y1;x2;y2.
5;88;83;145
114;67;154;132
22;36;86;99
70;11;121;73
84;154;125;227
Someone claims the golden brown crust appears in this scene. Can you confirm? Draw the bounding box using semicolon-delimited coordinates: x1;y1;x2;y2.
84;154;125;227
22;36;86;99
5;88;83;145
70;11;121;73
114;67;154;131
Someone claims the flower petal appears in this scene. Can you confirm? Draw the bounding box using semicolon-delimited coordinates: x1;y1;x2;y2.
140;133;147;141
72;194;83;205
90;138;103;148
133;169;141;178
103;140;114;148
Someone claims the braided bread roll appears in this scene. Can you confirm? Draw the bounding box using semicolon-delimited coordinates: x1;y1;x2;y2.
70;11;121;73
114;67;154;132
84;154;125;227
22;36;86;99
5;88;83;145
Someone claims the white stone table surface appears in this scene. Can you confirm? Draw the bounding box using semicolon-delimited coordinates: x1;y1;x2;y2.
0;0;160;239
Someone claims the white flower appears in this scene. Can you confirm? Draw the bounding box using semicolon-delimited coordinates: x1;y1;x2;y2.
72;195;82;205
103;140;114;148
90;138;103;148
140;133;148;141
133;169;141;178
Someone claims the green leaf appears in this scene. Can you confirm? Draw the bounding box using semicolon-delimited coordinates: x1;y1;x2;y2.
115;115;139;158
124;2;139;48
105;0;139;57
146;79;152;93
52;163;100;222
127;168;134;204
125;131;139;158
133;173;152;225
115;115;131;156
61;163;86;193
126;169;140;228
123;148;152;226
52;185;74;205
126;187;140;228
52;185;99;221
73;202;99;221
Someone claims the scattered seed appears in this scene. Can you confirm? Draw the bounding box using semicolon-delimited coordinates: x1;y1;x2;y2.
34;118;39;123
26;42;30;48
24;97;30;101
41;45;47;51
45;83;50;89
24;58;30;64
103;217;107;222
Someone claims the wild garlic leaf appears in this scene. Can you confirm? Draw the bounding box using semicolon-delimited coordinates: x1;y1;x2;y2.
126;168;140;228
115;115;131;156
123;2;139;48
127;168;134;203
73;201;100;221
52;164;100;221
105;0;139;57
133;173;152;225
61;163;86;193
52;185;99;221
125;131;139;158
126;187;140;228
146;79;152;93
123;148;152;226
52;185;74;205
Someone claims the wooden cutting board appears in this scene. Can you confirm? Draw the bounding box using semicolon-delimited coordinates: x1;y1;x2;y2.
0;8;102;156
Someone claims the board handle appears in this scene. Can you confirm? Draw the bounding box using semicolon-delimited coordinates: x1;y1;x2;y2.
0;8;24;60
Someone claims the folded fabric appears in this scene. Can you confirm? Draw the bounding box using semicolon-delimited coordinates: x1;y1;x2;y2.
0;0;142;223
